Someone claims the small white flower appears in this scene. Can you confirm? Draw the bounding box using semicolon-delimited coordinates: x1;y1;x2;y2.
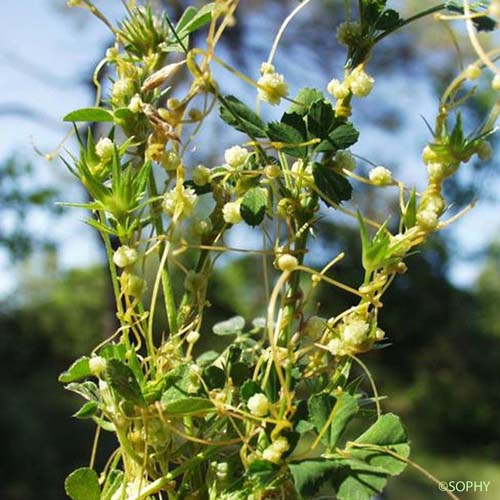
417;208;439;230
277;253;298;272
271;436;290;454
163;185;198;218
222;200;243;225
192;164;211;186
186;330;200;344
247;393;270;417
477;140;493;161
334;150;356;171
262;447;282;464
369;166;392;186
224;145;249;169
95;138;114;161
342;319;370;345
113;245;138;268
349;66;374;98
89;356;107;376
327;78;350;100
327;338;345;356
111;78;135;102
464;64;481;81
492;74;500;91
375;328;385;341
128;94;143;113
257;63;289;105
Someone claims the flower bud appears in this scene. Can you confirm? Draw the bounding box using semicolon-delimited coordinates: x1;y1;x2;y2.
89;356;107;376
222;200;243;225
113;245;138;268
186;330;200;344
464;64;481;80
247;393;270;417
95;138;114;162
224;146;249;169
192;165;211;186
369;166;392;186
277;254;298;272
476;140;493;161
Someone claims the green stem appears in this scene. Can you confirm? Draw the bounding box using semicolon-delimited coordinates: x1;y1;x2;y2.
136;447;220;499
373;4;447;45
148;174;178;334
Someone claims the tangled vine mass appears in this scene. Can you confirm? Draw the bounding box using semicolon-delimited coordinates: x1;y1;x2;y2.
58;1;499;499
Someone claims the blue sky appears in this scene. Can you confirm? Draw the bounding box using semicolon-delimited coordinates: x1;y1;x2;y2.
1;0;499;295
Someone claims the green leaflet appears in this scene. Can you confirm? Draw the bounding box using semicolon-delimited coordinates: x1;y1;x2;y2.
240;187;268;226
63;107;114;123
73;401;99;419
290;414;410;499
213;315;245;335
106;359;146;407
308;392;359;449
59;356;92;383
164;397;214;415
312;163;353;206
64;468;101;500
219;95;267;138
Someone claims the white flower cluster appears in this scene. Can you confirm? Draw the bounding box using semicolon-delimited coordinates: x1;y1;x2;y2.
247;393;269;417
369;166;393;186
113;245;138;268
111;78;135;103
89;356;107;376
327;65;375;100
95;138;114;162
224;145;249;169
257;62;289;105
128;94;143;113
327;317;371;356
222;199;243;224
163;185;198;218
262;436;290;463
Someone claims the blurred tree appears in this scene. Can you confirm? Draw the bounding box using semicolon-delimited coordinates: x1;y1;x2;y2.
0;157;59;259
